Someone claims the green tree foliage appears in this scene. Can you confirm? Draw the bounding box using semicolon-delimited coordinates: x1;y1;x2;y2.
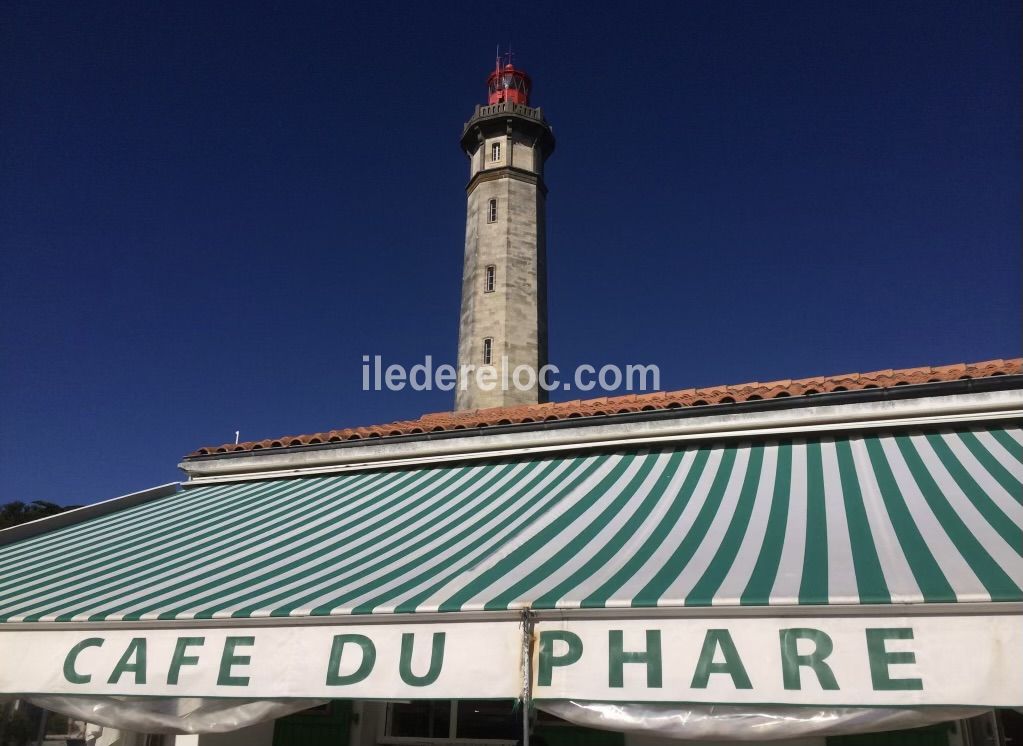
0;501;79;530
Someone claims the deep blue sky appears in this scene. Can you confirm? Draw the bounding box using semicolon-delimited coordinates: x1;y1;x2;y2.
1;1;1019;506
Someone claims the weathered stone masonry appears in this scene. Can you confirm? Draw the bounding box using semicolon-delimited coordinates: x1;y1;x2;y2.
456;101;555;410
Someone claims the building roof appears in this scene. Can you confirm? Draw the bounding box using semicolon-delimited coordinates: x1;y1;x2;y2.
186;357;1021;458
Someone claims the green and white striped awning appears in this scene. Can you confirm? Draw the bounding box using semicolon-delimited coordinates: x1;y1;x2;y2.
1;423;1019;622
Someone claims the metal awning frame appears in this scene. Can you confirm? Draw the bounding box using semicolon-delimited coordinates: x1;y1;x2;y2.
1;601;1019;632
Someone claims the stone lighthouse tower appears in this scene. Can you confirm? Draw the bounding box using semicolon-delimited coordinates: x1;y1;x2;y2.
456;59;556;411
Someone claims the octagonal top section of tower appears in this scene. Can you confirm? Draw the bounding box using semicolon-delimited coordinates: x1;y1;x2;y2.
461;62;555;159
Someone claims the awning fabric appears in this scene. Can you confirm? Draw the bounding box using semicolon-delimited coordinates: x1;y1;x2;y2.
0;424;1019;621
0;423;1019;708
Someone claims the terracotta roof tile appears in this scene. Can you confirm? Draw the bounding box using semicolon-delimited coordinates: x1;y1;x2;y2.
185;358;1021;458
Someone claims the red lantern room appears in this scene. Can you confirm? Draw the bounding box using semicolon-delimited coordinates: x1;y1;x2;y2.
487;62;531;105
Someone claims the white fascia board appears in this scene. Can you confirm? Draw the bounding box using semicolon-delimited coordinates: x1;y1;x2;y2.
178;390;1021;484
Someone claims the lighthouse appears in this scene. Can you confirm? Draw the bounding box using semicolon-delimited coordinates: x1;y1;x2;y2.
455;58;556;411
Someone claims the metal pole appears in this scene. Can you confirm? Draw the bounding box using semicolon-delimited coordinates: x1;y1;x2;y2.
522;696;529;746
520;608;534;746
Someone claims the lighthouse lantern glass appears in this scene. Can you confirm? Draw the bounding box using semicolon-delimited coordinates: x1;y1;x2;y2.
486;63;531;105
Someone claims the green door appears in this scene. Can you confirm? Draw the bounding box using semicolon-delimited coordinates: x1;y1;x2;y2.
272;701;352;746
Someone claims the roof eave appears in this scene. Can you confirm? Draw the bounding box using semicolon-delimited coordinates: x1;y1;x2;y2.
178;377;1023;482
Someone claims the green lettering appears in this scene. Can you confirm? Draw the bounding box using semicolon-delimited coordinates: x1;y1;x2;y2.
399;632;445;686
107;638;147;685
167;637;205;685
537;631;583;687
609;629;662;688
691;629;752;689
63;638;104;684
780;628;839;690
217;636;254;686
866;628;922;691
326;634;376;686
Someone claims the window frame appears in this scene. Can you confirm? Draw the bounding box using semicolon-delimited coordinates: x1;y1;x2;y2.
491;141;501;162
378;701;518;746
484;264;496;293
482;337;493;366
487;198;497;223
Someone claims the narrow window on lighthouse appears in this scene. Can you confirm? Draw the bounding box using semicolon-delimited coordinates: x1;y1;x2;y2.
487;198;498;223
484;265;496;293
482;338;494;365
491;142;501;162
